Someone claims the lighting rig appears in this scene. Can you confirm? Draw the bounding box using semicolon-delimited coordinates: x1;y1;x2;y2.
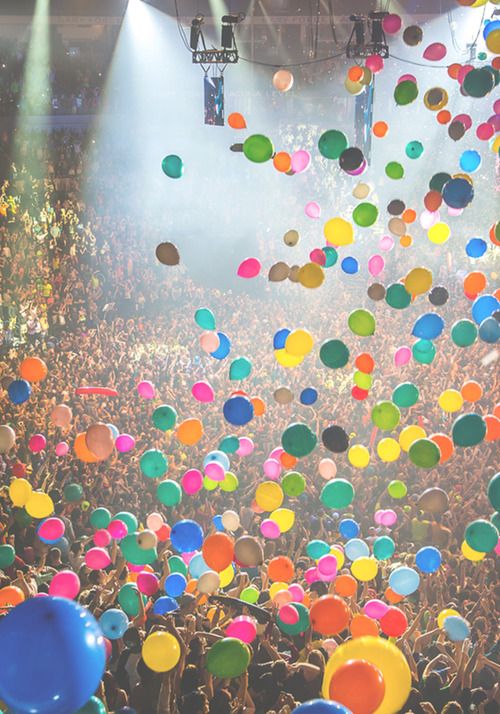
190;13;245;64
347;12;390;59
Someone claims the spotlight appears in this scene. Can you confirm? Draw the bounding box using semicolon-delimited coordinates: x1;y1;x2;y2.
349;14;366;47
221;13;245;49
368;11;388;46
190;15;204;51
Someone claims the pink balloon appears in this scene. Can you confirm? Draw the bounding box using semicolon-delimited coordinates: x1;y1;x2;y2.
394;346;411;367
94;529;112;547
310;248;326;266
181;468;203;495
146;512;164;531
55;441;69;457
200;331;220;353
236;437;254;456
382;13;402;34
29;434;46;453
494;99;500;115
108;519;128;540
366;54;384;73
319;458;336;480
368;254;384;277
128;563;145;573
204;461;225;481
379;235;394;252
322;638;338;655
374;509;384;525
263;458;281;479
398;74;417;85
447;206;463;217
305;201;321;219
137;380;155;399
273;589;293;606
488;114;500;132
35;592;49;598
104;638;113;660
380;509;397;527
288;583;305;602
454;113;472;130
237;257;261;279
346;160;367;176
191;381;215;403
291;150;311;174
226;616;257;643
457;65;473;85
363;599;389;620
85;547;111;570
423;42;447;61
182;551;196;565
304;567;319;584
38;517;65;541
49;570;80;599
115;434;135;453
279;604;299;625
317;554;337;577
420;210;440;230
260;519;281;539
476;122;495;141
269;447;284;460
494;538;500;556
137;571;159;596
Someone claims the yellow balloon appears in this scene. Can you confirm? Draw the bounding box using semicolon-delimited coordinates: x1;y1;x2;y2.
285;329;314;356
255;481;284;511
219;563;235;588
330;546;345;569
437;608;460;628
461;540;486;562
399;425;426;452
486;28;500;53
269;581;289;599
428;222;450;245
142;632;181;672
351;556;378;581
274;349;304;368
203;476;219;491
323;217;354;246
348;444;370;468
491;135;500;154
352;183;371;199
9;478;32;507
323;637;411;714
438;389;464;413
404;267;433;296
344;76;364;95
220;471;239;492
270;508;295;533
25;492;54;519
471;0;488;6
377;438;401;463
298;263;325;289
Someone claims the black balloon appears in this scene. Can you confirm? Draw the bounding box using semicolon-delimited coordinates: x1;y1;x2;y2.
448;120;466;142
387;199;405;216
321;425;349;453
339;147;364;172
428;286;449;306
403;25;423;46
429;172;451;193
230;143;244;152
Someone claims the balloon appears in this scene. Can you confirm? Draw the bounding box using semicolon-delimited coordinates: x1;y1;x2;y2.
348;309;375;336
452;413;486;446
177;418;203;446
380;607;408;637
8;379;32;405
225;616;257;644
310;595;349;636
38;517;65;542
243;134;273;163
345;539;370;561
270;508;295;533
291;150;311;173
170;520;203;553
451;319;477;347
223;395;254;426
142;632;181;672
371;401;400;431
228;112;246;129
281;422;317;457
438;389;463;413
202;533;234;572
305;202;321;219
156;479;182;506
443;616;470;642
377;438;401;463
237;257;261;279
320;339;349;368
191;381;214;403
195;307;216;330
488;473;500;511
9;478;32;507
292;701;351;714
0;425;15;454
394;80;418;105
351;557;378;582
210;331;231;360
273;69;294;91
300;387;318;406
321;480;354;509
0;544;15;569
268;556;295;583
181;469;203;496
368;254;384;277
140;449;168;479
364;600;389;620
415;546;442;573
236;436;254;456
115;434;135;453
409;438;441;468
161;154;183;179
324;217;354;246
282;471;306;497
25;492;54;520
348;444;370;468
318;130;348;160
385;284;411;309
464;519;498;552
328;659;385;714
389;566;420;596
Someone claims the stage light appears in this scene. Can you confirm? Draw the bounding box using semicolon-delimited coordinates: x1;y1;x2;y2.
221;13;245;50
190;15;204;51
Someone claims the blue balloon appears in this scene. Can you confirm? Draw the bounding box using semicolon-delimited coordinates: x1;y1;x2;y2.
344;538;369;561
213;514;225;532
203;450;230;472
459;150;481;173
465;237;487;258
389;566;420;596
479;316;500;343
0;597;105;714
412;312;445;340
442;177;474;209
273;328;290;350
293;700;352;714
341;256;359;275
300;387;318;405
107;423;119;439
472;294;499;325
444;615;470;642
415;546;442;573
165;573;187;598
7;379;32;405
99;608;129;640
210;332;231;360
223;395;254;426
339;518;360;539
153;596;178;615
483;19;500;39
170;519;204;553
189;552;210;578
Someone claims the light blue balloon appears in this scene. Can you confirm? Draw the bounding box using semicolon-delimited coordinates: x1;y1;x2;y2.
389;566;420;596
99;609;129;640
459;150;481;173
107;424;119;439
415;546;442;573
412;312;445;340
344;538;370;561
444;615;470;642
189;552;210;578
203;450;230;472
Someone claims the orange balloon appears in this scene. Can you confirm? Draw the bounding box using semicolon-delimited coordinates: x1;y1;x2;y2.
74;432;99;463
202;533;234;572
176;418;203;446
424;190;442;212
350;613;379;638
437;109;451;124
267;555;295;583
310;595;350;636
273;151;292;173
485;415;500;442
228;112;246;129
372;121;388;138
334;574;357;598
127;572;139;583
400;235;413;248
19;357;48;383
329;659;385;714
429;433;454;463
348;66;363;82
251;397;266;416
447;63;462;79
402;209;416;224
489;222;500;247
186;578;198;594
0;585;25;613
384;587;404;604
280;452;297;469
461;380;483;402
354;353;374;374
463;271;486;296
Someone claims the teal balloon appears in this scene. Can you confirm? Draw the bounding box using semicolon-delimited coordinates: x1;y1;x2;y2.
491;512;500;532
464;519;499;553
281;422;317;458
195;307;216;330
161;154;183;179
451;319;477;347
0;544;15;569
385;161;404;179
392;382;419;408
409;439;441;468
157;479;182;507
320;479;355;509
319;339;350;368
277;602;310;635
352;202;378;227
452;413;486;447
488;473;500;511
118;583;146;617
64;483;83;502
371;401;401;431
373;536;395;560
90;507;111;530
405;140;424;159
412;339;436;364
152;404;177;431
120;533;157;565
140;449;168;478
168;555;188;575
323;246;338;267
206;638;251;678
306;540;330;559
318;129;348;159
229;357;252;380
281;471;306;497
394;80;418;105
76;696;106;714
385;283;411;309
243;134;274;163
113;511;138;534
348;309;376;336
219;435;240;454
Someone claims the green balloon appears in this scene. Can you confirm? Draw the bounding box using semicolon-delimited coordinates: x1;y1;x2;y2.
219;435;240;454
240;586;260;604
281;471;306;497
409;438;441;468
206;638;251;678
452;413;486;447
157;479;182;506
64;483;83;502
385;161;404;179
491;512;500;532
120;533;157;565
90;507;112;529
152;404;177;431
320;339;350;368
0;544;15;569
392;382;419;408
373;536;395;561
464;519;499;553
318;129;348;159
243;134;274;163
118;583;146;617
353;371;372;390
281;422;317;458
140;449;168;479
75;697;106;714
352;202;378;227
161;154;183;179
220;471;239;492
371;401;401;431
320;479;355;509
394;80;419;106
488;473;500;511
114;511;138;534
323;246;338;267
462;67;495;98
405;140;424;159
412;339;436;364
429;172;451;192
385;283;411;309
195;307;216;330
277;602;310;635
168;555;188;576
348;308;376;336
451;319;477;347
388;480;407;499
229;357;252;380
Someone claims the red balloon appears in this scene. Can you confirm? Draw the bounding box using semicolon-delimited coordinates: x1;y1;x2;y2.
380;606;408;636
